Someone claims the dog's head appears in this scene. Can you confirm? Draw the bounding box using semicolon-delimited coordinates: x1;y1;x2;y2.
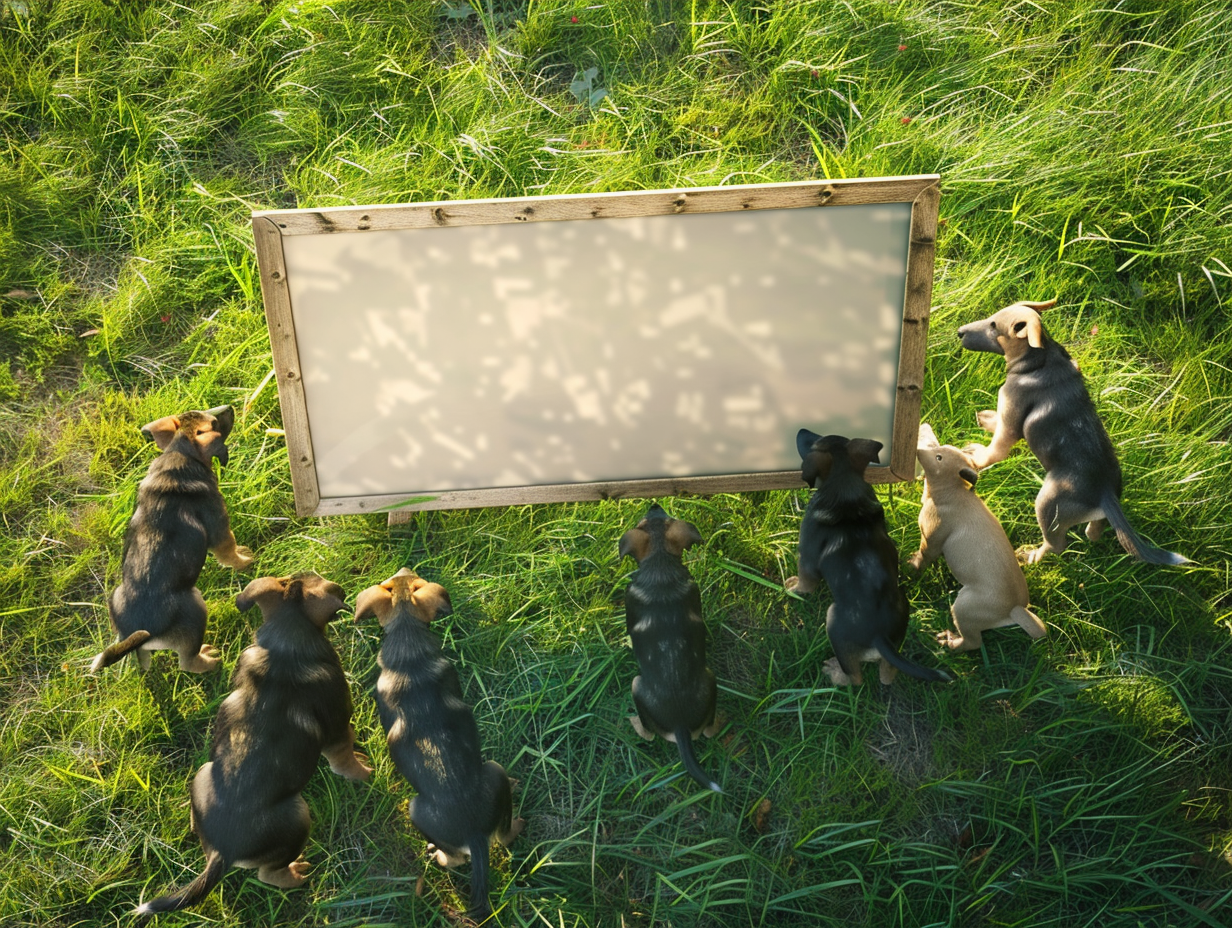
618;502;703;564
236;572;348;629
140;405;235;467
354;567;453;628
795;430;883;488
915;422;979;489
957;300;1057;360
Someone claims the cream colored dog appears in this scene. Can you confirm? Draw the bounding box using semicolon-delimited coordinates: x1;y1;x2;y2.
909;423;1046;651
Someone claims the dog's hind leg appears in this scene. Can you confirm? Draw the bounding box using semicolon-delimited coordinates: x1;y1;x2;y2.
251;794;312;888
629;677;660;741
1011;605;1047;639
1085;518;1108;541
169;589;219;672
1021;479;1098;564
322;725;373;781
941;587;986;652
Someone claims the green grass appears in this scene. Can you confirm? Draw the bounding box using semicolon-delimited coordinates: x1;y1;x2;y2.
2;0;1232;925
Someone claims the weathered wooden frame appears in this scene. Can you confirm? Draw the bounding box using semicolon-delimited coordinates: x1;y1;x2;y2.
251;175;939;520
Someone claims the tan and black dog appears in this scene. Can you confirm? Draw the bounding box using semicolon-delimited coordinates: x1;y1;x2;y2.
909;423;1046;651
958;300;1188;565
91;405;253;673
136;573;371;916
619;503;721;793
355;568;522;921
787;430;951;686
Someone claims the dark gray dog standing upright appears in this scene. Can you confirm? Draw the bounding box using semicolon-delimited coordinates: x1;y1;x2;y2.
620;503;722;793
787;431;951;686
957;300;1189;565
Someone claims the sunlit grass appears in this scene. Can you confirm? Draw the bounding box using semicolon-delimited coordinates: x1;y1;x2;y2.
1;0;1231;925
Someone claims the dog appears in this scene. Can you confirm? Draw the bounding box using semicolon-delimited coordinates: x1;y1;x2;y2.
786;431;951;686
958;300;1189;565
909;423;1046;651
135;573;372;916
619;503;722;793
355;568;522;921
91;405;253;673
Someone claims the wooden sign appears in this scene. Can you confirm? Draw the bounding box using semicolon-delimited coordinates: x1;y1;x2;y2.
252;176;939;518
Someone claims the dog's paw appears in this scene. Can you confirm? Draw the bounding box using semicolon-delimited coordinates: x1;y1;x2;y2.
628;715;656;741
963;443;991;469
976;409;998;433
185;645;221;673
822;657;854;687
905;553;925;576
1016;544;1051;565
230;546;255;570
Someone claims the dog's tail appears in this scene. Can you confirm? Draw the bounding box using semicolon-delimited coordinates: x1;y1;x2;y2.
675;727;723;793
90;630;152;673
134;849;228;917
467;836;493;921
873;636;952;683
1100;490;1190;566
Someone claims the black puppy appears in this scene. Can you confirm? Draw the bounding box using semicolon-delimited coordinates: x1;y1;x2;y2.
958;300;1189;565
787;431;951;686
136;573;372;916
92;405;253;673
619;503;721;793
355;568;522;921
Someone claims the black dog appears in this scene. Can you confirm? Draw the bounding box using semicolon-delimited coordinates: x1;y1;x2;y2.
355;568;522;921
787;431;950;686
92;405;252;673
958;300;1189;565
620;503;721;793
136;573;371;916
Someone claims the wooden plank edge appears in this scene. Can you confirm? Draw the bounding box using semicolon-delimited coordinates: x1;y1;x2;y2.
259;175;942;236
889;181;940;482
251;216;322;518
303;464;905;522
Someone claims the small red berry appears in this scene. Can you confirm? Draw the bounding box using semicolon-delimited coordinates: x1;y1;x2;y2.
811;69;819;78
898;44;907;51
160;314;171;323
901;116;912;125
570;15;578;23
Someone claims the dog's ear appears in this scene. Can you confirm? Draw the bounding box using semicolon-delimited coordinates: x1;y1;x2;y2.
916;422;939;451
959;467;979;488
354;584;394;625
236;576;287;613
206;405;234;439
619;528;650;563
847;438;883;471
410;583;453;624
1012;313;1045;349
140;415;181;451
665;519;703;558
1020;299;1057;313
801;450;832;488
796;428;822;461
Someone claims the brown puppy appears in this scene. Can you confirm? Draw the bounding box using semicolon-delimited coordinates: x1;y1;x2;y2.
355;568;522;921
909;423;1046;651
135;573;371;917
958;300;1189;565
787;430;951;686
619;503;721;793
92;405;253;673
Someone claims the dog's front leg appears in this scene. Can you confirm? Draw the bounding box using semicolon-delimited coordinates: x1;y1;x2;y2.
211;530;254;570
966;390;1022;469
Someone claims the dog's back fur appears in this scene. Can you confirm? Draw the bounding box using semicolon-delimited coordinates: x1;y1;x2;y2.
357;569;517;920
136;574;368;916
95;406;251;673
621;504;720;793
790;431;950;685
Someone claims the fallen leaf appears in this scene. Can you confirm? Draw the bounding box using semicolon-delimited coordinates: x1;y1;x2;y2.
79;328;99;338
753;798;772;834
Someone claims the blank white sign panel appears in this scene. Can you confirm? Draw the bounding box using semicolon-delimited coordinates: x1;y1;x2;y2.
280;203;911;499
